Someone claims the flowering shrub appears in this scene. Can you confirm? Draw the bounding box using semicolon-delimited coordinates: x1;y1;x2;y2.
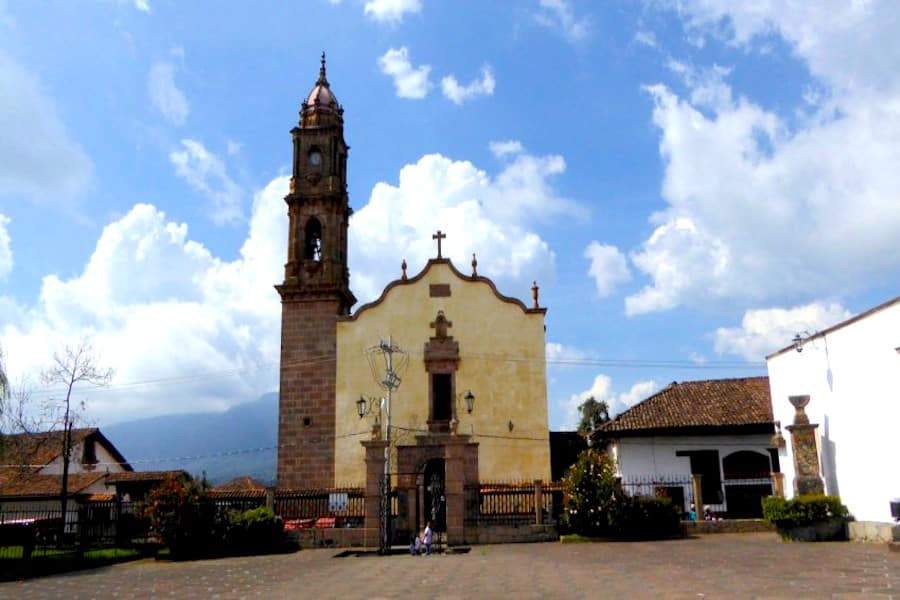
762;495;850;528
562;449;682;539
225;506;285;554
141;475;220;560
561;449;620;536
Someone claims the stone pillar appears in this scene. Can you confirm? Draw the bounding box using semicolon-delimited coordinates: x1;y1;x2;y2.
362;440;388;549
771;472;785;498
265;486;275;511
691;474;704;512
785;395;824;495
534;480;544;525
444;440;467;546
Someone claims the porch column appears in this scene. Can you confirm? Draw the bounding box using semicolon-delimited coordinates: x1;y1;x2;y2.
444;439;467;545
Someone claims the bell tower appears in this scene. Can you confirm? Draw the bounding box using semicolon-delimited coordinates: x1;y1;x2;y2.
276;53;356;489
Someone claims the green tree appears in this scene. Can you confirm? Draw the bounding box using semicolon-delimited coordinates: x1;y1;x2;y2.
576;396;610;436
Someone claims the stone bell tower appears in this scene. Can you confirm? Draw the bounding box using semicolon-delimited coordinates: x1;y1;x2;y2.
276;53;356;489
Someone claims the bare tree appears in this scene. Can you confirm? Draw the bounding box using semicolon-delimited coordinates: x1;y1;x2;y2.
41;344;113;530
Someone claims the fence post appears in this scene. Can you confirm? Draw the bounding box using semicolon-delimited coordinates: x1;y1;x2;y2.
771;472;785;498
265;487;275;512
534;480;543;525
691;474;704;514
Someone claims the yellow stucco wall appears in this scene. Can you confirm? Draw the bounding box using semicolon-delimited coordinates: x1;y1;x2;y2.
334;261;551;486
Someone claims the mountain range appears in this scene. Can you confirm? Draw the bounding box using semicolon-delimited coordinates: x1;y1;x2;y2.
103;392;277;485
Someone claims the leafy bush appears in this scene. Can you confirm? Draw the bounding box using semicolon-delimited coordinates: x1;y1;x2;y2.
562;449;683;539
609;495;682;539
141;475;221;560
762;495;850;529
225;507;284;554
562;449;620;536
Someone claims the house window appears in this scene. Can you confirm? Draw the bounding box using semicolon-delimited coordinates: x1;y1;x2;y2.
82;439;97;470
431;373;452;422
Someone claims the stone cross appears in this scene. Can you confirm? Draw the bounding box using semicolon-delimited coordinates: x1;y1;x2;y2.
430;310;452;339
432;230;446;259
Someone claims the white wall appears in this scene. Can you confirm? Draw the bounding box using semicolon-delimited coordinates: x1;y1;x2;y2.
612;434;774;512
767;301;900;523
40;438;128;475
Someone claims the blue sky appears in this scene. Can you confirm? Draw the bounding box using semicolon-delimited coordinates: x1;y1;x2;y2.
1;0;899;430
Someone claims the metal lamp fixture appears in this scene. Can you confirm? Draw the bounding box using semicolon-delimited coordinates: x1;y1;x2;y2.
464;389;475;414
357;395;367;419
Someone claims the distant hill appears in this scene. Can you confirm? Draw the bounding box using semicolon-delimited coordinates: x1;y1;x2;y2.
104;392;277;485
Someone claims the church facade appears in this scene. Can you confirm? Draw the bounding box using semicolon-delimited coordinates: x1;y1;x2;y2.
276;57;551;495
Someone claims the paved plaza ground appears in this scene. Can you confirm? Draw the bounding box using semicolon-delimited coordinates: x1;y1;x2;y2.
2;533;898;599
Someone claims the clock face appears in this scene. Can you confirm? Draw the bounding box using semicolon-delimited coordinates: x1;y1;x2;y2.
309;151;322;166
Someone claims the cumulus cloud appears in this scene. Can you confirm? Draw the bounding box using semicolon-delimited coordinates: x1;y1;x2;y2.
0;51;92;202
378;47;432;99
535;0;589;43
148;61;189;125
0;179;288;423
169;139;243;225
714;301;852;361
634;30;658;48
0;214;11;281
364;0;422;24
561;375;658;429
349;149;580;302
585;242;630;298
441;66;495;105
626;2;900;315
2;145;577;422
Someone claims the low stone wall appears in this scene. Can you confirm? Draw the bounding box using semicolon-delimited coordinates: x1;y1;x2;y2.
684;519;774;535
847;521;900;543
463;523;558;545
289;527;370;549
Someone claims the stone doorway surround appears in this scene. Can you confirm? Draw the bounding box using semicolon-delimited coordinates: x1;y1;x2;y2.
363;433;478;547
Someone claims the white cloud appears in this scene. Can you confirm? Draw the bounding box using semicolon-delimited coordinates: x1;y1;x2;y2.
535;0;589;43
0;178;288;423
169;139;243;225
2;145;577;423
441;66;496;105
585;241;630;298
714;301;852;361
133;0;150;13
635;30;658;48
349;149;579;302
625;3;900;314
489;140;524;158
0;214;12;281
364;0;422;24
378;47;432;99
545;342;588;364
148;61;189;126
562;375;658;429
0;51;92;201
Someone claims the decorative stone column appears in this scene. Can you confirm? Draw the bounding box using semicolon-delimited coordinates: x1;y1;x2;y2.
443;438;468;546
362;440;388;549
785;395;824;495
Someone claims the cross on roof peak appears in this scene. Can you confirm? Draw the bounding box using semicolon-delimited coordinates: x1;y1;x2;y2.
432;230;447;259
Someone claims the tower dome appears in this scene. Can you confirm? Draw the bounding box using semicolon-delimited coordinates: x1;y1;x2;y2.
301;52;343;127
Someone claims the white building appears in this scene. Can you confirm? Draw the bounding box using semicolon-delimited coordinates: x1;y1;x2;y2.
598;377;777;518
767;296;900;525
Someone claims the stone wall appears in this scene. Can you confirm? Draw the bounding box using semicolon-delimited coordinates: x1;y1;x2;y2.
277;298;341;489
684;519;774;535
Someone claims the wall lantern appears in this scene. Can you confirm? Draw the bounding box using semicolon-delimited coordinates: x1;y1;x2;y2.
357;395;367;419
464;390;475;414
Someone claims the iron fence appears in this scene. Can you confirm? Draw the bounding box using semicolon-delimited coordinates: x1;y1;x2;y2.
619;474;695;517
465;481;557;527
274;488;366;527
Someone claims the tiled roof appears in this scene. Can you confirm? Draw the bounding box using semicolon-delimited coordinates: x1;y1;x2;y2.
0;428;98;467
105;470;187;484
213;476;268;492
600;376;773;435
0;472;107;498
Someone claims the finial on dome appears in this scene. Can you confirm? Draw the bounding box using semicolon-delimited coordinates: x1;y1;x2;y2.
318;51;328;85
471;253;478;277
531;280;540;309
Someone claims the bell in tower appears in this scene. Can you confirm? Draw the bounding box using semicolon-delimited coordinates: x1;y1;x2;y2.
276;53;355;490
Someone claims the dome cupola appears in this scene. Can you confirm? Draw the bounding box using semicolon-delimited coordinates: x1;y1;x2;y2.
300;52;343;127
